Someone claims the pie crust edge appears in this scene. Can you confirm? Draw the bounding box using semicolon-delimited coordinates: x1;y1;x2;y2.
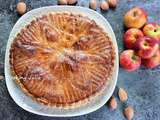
9;12;116;109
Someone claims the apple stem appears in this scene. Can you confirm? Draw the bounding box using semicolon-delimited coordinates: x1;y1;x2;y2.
133;11;137;17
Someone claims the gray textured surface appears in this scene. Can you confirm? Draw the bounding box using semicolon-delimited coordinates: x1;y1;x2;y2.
0;0;160;120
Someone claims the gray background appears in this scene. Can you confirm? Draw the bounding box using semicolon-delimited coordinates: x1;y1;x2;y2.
0;0;160;120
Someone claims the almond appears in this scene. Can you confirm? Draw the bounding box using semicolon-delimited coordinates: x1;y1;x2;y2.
67;0;77;5
89;0;97;10
16;2;26;15
100;0;109;11
108;96;117;110
58;0;67;5
0;75;4;80
123;106;134;120
108;0;118;8
118;88;128;102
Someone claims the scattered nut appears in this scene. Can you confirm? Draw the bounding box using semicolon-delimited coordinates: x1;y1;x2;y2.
108;0;118;8
108;96;117;110
0;75;4;80
58;0;67;5
100;0;109;11
118;88;128;102
67;0;77;5
89;0;97;10
16;2;26;15
123;106;134;120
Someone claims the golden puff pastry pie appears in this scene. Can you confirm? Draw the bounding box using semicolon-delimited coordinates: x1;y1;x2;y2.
10;12;115;108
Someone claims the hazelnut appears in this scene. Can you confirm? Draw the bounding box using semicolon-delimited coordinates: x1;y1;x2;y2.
108;96;117;110
67;0;77;5
108;0;118;8
123;106;134;120
16;2;26;15
118;88;128;102
58;0;67;5
100;0;109;11
89;0;97;10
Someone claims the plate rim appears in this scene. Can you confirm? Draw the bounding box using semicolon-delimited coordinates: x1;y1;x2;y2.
4;5;119;117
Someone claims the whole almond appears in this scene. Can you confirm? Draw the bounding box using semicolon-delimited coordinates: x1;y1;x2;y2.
123;106;134;120
118;88;128;102
16;2;26;15
108;96;117;110
58;0;67;5
100;0;109;11
0;75;4;80
108;0;118;8
89;0;97;10
67;0;77;5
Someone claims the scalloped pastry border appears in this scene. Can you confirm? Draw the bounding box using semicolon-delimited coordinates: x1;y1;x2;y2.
9;12;115;109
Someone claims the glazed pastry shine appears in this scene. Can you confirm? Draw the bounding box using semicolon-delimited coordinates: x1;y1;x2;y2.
10;12;115;107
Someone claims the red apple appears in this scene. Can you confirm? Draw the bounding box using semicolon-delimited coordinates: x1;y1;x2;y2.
135;36;159;59
124;28;144;49
124;7;147;28
120;50;141;72
143;23;160;40
142;50;160;69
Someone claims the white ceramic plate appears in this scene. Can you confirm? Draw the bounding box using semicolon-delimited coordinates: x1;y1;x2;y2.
5;6;119;117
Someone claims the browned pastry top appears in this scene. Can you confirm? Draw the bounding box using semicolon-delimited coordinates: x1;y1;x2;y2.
10;12;115;107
